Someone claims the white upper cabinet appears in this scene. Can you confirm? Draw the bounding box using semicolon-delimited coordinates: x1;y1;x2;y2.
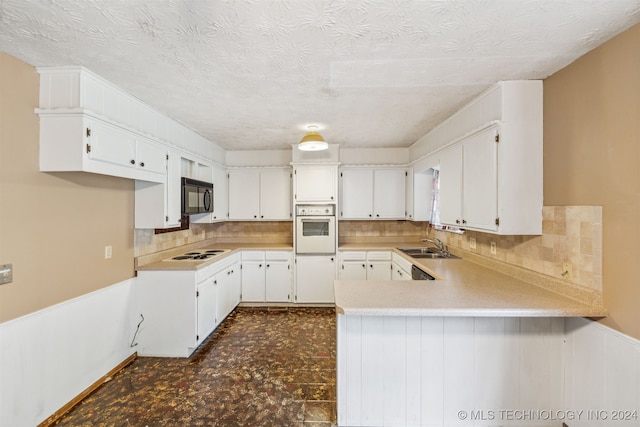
293;165;338;203
39;113;167;183
134;148;182;229
435;81;543;235
228;170;261;220
36;66;222;185
228;168;291;220
212;163;228;222
260;169;292;220
340;169;374;218
405;166;434;222
340;167;406;219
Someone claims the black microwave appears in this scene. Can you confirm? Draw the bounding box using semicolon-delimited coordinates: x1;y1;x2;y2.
181;177;213;214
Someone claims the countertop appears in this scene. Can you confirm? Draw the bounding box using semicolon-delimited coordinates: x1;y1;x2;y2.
136;239;607;318
136;242;293;271
335;241;607;317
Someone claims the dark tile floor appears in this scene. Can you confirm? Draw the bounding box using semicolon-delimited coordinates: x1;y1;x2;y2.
55;307;337;426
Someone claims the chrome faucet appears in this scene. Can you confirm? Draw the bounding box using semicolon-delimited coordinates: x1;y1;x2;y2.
421;237;445;252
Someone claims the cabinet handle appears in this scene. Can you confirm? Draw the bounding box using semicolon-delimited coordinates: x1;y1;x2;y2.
369;214;372;217
331;257;334;262
362;264;366;269
331;196;334;200
254;215;257;218
462;219;467;224
259;264;262;268
370;264;373;269
376;214;380;218
139;162;145;167
266;264;270;268
130;159;135;165
456;219;460;224
260;215;263;219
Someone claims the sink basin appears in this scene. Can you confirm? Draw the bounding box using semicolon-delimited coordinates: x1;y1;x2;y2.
398;247;460;259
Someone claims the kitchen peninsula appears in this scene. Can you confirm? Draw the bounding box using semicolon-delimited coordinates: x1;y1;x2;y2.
334;246;607;427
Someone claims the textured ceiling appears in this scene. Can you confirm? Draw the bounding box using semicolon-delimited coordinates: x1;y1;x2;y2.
1;0;639;150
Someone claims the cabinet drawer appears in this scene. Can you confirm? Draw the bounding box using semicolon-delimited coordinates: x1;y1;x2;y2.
339;251;367;261
242;251;265;261
265;251;291;261
366;251;391;261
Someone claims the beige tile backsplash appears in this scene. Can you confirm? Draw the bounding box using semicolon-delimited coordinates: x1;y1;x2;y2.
135;206;602;293
135;221;293;257
432;206;603;292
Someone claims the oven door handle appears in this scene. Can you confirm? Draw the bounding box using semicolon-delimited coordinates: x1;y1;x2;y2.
300;218;330;223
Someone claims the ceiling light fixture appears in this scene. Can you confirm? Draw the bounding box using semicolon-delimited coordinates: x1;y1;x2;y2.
298;125;328;151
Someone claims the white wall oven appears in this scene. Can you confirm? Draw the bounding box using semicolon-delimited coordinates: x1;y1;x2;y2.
295;204;336;254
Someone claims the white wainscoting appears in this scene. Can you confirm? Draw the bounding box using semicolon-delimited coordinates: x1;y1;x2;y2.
0;278;137;426
564;317;640;427
337;315;566;427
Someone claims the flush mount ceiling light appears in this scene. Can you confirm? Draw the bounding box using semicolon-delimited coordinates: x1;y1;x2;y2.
298;125;328;151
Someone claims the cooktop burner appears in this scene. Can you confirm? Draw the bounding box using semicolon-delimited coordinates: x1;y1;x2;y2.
162;248;231;262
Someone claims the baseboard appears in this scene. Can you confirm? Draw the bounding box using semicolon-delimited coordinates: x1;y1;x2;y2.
37;352;137;427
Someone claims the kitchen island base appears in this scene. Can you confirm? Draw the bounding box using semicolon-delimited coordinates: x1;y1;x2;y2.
337;314;565;427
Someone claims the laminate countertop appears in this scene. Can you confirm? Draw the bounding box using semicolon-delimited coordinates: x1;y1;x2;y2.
136;243;293;271
335;242;608;318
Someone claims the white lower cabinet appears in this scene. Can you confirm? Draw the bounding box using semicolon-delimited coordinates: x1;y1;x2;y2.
391;253;412;280
196;276;217;344
241;251;293;303
339;251;392;281
295;255;337;303
136;253;240;357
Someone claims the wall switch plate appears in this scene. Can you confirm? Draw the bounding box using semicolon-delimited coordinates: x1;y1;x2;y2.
104;246;113;259
490;242;497;255
469;237;476;250
0;264;13;285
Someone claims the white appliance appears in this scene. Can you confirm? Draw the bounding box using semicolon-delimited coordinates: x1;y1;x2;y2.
295;204;336;254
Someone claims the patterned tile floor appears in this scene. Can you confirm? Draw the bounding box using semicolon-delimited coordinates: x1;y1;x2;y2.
55;307;337;426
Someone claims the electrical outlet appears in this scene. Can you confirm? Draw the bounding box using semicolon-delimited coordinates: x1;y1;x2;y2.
104;245;113;259
562;262;573;280
490;241;497;255
469;237;476;250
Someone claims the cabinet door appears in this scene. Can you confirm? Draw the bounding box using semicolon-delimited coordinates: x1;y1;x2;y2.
367;261;392;280
265;261;292;302
89;119;136;169
340;169;373;219
462;127;498;232
391;263;411;280
228;170;260;220
214;275;226;327
260;169;292;220
166;150;182;227
339;261;367;280
373;169;406;219
228;263;241;310
294;165;337;203
197;278;217;343
438;144;463;226
241;260;266;302
295;256;336;303
212;163;228;221
136;138;167;176
405;167;414;220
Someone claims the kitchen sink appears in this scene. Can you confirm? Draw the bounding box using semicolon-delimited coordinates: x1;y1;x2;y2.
398;247;460;259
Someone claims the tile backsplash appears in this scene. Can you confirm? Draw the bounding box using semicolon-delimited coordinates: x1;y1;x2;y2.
432;206;603;292
135;221;293;257
135;206;602;294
